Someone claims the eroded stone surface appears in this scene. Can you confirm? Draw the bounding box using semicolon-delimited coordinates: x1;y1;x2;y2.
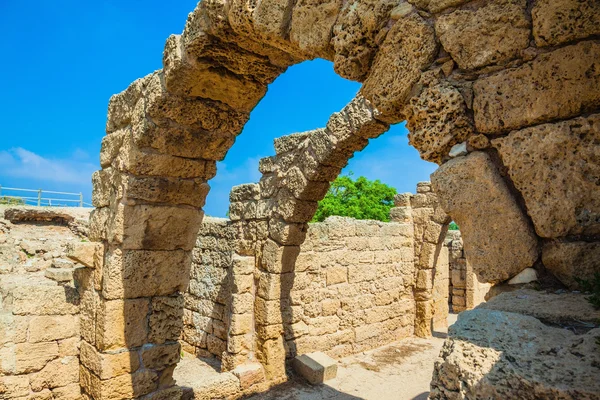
361;12;437;123
532;0;600;47
431;152;538;283
431;308;600;399
493;114;600;238
435;0;530;70
542;241;600;290
474;41;600;134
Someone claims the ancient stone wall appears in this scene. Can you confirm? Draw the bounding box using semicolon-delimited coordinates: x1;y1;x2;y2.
87;0;600;397
0;208;91;399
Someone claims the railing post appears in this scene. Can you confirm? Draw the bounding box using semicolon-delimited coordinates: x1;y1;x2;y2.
79;193;83;207
37;189;42;206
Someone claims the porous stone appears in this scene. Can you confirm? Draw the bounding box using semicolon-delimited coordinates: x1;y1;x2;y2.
431;152;538;283
28;315;80;343
290;0;343;59
3;207;76;224
331;0;399;81
66;242;97;268
435;0;530;70
361;12;438;123
430;309;600;399
44;267;74;282
542;241;600;290
29;356;79;392
492;114;600;238
532;0;600;47
8;285;79;316
406;82;474;163
473;41;600;134
407;0;469;13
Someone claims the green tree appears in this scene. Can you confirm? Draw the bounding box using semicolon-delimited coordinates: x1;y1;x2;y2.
449;222;459;230
312;174;397;222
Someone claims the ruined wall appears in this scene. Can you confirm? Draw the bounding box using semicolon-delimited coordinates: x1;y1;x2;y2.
181;217;235;360
182;215;418;363
446;231;491;312
0;208;90;399
286;217;415;359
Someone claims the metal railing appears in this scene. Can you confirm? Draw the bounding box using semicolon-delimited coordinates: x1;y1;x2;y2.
0;186;93;207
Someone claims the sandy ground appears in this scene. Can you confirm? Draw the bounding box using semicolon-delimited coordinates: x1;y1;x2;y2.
248;314;458;400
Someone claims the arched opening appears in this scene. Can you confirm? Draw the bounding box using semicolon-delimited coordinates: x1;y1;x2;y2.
82;0;600;398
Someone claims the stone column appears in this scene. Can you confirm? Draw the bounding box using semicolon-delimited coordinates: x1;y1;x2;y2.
83;71;246;399
410;182;450;338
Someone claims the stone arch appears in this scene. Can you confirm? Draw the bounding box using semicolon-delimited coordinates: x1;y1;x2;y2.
86;0;600;397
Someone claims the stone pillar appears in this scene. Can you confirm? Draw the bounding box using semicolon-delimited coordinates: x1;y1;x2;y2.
84;71;245;399
410;182;450;338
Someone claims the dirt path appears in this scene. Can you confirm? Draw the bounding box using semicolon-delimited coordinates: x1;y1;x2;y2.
249;314;458;400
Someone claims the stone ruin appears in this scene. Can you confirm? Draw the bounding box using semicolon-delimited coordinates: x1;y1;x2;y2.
1;0;600;398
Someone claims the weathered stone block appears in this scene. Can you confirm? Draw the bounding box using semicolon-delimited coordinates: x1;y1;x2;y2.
431;152;538;283
149;295;184;345
103;248;192;299
260;239;301;274
406;82;473;164
96;298;149;351
80;341;140;380
0;375;30;398
492;114;600;238
435;0;530;70
543;241;600;290
141;342;180;370
293;352;337;384
532;0;600;47
474;41;600;134
28;315;79;343
0;312;27;345
9;285;79;316
30;355;79;392
0;341;58;374
80;365;158;400
290;0;342;59
107;204;203;251
361;12;437;123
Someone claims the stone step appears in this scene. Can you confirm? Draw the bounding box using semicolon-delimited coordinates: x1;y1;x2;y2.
174;352;240;400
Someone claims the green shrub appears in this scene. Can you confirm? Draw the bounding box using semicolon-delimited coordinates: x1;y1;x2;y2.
449;221;459;231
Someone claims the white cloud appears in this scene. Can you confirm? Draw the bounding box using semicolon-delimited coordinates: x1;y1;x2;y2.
0;147;97;186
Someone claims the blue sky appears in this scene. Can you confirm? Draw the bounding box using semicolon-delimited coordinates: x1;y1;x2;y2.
0;1;436;216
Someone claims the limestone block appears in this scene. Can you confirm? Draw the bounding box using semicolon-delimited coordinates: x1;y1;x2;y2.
532;0;600;47
232;363;265;389
80;365;158;400
542;241;600;290
28;315;79;343
0;375;30;398
0;312;27;345
230;314;253;336
275;193;319;223
0;341;58;374
407;0;469;13
58;337;80;357
30;355;79;392
293;352;338;384
431;152;538;283
290;0;343;59
141;342;180;370
51;383;82;399
435;0;530;70
105;77;145;134
149;295;184;345
473;41;600;134
430;309;600;399
100;130;126;168
143;74;250;137
9;285;79;315
331;0;399;81
44;267;74;282
96;298;149;351
326;266;347;286
163;35;267;113
257;271;294;300
269;218;308;246
115;134;217;179
260;239;301;274
102;249;192;299
66;242;96;268
361;12;437;123
122;175;210;208
107;204;203;251
492;114;600;238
